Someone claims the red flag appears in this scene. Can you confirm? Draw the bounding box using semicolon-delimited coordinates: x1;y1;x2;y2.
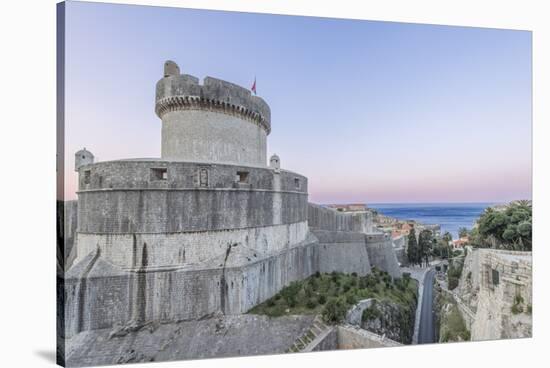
251;77;257;95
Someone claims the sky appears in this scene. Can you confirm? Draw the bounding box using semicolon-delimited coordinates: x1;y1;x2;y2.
63;1;532;204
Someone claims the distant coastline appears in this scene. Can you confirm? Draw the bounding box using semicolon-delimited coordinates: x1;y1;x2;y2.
369;203;495;239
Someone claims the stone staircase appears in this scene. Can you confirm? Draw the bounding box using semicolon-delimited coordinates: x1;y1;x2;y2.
286;315;331;353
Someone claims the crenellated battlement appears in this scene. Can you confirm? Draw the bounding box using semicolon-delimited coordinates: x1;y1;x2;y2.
155;64;271;133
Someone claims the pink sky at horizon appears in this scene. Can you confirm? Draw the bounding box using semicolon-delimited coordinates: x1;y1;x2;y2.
61;2;532;205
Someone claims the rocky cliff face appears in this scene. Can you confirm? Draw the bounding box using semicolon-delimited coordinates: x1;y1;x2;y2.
360;299;416;344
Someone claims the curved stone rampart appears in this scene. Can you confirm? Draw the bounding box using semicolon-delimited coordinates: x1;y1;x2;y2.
74;222;310;269
155;75;270;132
307;203;373;233
76;161;308;234
77;160;306;193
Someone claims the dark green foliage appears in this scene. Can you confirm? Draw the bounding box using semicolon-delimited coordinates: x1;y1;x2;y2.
306;298;317;309
280;281;301;306
345;293;357;305
473;201;532;251
249;271;418;322
511;294;525;314
418;229;434;267
322;297;348;323
407;228;419;266
362;300;381;321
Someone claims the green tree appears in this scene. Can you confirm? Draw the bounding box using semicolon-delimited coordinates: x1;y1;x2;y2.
442;231;453;243
407;227;419;266
418;229;434;267
458;227;469;238
476;201;532;251
321;297;347;324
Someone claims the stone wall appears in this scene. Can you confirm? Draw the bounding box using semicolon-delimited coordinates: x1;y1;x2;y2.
302;324;401;353
77;161;307;234
307;203;373;233
345;298;374;326
314;230;371;276
64;237;319;338
307;204;399;277
304;327;338;352
74;222;309;269
65;315;315;367
456;247;482;311
63;200;78;269
455;248;532;340
365;233;401;278
336;325;401;349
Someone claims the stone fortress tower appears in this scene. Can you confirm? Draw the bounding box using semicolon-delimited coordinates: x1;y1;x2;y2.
157;60;270;167
63;61;400;338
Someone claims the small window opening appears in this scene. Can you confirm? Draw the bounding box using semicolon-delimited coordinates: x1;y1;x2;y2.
83;170;91;185
237;171;249;183
294;178;301;189
151;168;168;181
492;269;500;286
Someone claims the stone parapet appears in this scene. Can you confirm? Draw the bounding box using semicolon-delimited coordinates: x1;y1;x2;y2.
155;74;271;133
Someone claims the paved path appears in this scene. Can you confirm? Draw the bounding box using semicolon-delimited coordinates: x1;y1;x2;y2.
418;268;436;344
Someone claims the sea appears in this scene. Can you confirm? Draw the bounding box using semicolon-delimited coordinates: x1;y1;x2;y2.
369;203;496;239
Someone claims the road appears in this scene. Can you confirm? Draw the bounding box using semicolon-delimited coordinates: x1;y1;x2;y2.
417;268;436;344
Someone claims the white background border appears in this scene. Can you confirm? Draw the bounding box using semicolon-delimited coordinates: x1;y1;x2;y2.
0;1;548;367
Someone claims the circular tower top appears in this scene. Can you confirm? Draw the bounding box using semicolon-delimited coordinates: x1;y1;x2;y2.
155;61;271;167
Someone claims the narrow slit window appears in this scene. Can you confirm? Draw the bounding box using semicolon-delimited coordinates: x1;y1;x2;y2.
492;269;499;286
151;168;168;181
294;178;301;189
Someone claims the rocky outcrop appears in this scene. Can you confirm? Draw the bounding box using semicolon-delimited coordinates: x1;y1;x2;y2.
360;299;416;344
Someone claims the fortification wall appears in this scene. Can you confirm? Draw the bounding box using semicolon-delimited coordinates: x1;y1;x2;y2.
307;204;399;277
365;233;401;278
454;248;532;340
77;161;304;193
74;222;309;269
64;237;319;337
63;200;78;269
304;327;338;352
336;325;401;349
307;203;373;233
469;249;532;340
456;247;482;311
76;161;307;234
313;230;371;276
